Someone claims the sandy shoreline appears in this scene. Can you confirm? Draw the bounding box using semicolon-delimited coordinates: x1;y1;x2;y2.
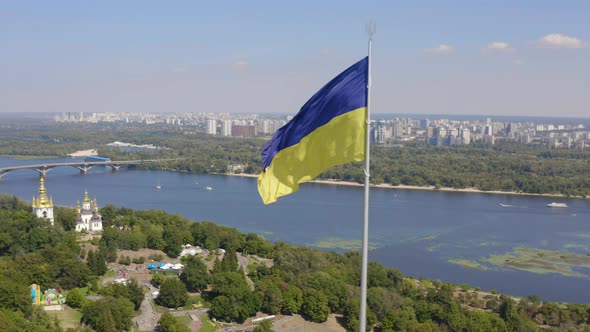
221;173;582;200
67;149;97;157
107;141;158;149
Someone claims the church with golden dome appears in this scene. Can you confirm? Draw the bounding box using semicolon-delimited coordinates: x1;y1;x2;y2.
75;190;103;232
32;177;54;226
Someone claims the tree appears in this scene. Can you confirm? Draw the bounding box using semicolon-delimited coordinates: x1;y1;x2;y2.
366;287;405;320
499;296;514;322
163;226;185;258
100;279;145;311
151;272;165;287
86;250;107;276
95;309;117;332
66;288;85;309
219;249;239;273
180;255;209;292
0;307;61;332
156;278;188;308
56;258;92;289
210;295;233;321
210;272;260;322
244;233;273;257
234;290;261;323
253;319;274;332
256;278;283;315
282;285;303;315
500;295;538;331
300;272;348;312
126;279;145;311
211;272;250;297
81;296;134;332
382;308;412;331
301;289;330;323
0;275;32;317
54;206;77;231
343;300;377;332
158;312;191;332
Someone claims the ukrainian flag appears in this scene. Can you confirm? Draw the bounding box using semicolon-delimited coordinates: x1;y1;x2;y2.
258;57;368;204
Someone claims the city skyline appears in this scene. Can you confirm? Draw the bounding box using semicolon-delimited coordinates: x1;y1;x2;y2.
47;111;590;151
1;1;589;117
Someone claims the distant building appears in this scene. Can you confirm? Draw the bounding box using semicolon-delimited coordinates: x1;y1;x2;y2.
206;119;217;135
434;127;447;138
372;121;386;143
426;127;434;137
222;120;232;136
261;120;272;135
518;133;532;144
420;119;430;129
506;122;516;137
32;177;54;226
460;128;471;145
392;121;403;138
231;125;256;137
75;191;103;232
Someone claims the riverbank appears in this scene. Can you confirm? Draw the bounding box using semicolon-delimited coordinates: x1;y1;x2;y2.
221;172;583;200
107;141;159;149
0;154;60;160
67;149;97;157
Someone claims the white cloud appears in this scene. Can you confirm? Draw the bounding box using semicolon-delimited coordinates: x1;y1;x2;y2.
481;42;515;54
512;59;524;65
424;44;454;55
534;33;586;48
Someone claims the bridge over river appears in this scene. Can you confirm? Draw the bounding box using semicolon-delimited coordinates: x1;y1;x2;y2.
0;158;182;179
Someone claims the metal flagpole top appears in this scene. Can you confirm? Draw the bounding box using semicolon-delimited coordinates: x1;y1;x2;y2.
366;21;376;40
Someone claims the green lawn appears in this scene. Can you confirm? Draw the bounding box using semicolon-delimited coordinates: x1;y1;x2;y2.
176;315;193;325
198;314;218;332
183;295;206;310
48;306;82;330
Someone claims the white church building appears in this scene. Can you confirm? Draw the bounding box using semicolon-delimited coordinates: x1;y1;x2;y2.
75;191;103;232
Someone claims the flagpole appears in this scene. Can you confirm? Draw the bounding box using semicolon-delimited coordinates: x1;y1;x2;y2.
359;21;375;332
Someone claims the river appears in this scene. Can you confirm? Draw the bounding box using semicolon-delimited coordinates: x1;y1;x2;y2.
1;156;589;303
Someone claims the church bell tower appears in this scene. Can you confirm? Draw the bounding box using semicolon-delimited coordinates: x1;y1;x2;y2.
32;177;54;226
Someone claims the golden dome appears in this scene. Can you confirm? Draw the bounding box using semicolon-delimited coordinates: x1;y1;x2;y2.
83;190;90;204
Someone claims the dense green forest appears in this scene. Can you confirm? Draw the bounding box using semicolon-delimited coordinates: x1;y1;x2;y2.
1;194;590;331
1;123;589;197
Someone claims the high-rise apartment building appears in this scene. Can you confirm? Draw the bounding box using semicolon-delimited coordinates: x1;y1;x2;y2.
222;120;232;136
206;119;217;135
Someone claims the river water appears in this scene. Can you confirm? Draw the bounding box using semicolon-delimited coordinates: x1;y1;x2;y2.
1;156;589;303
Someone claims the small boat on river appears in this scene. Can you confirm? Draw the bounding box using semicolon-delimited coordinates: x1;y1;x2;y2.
547;202;567;208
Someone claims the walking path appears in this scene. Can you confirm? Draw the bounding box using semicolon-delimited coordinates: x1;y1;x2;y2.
132;284;161;331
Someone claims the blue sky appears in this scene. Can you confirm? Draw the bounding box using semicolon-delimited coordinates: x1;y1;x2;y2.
1;1;589;117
